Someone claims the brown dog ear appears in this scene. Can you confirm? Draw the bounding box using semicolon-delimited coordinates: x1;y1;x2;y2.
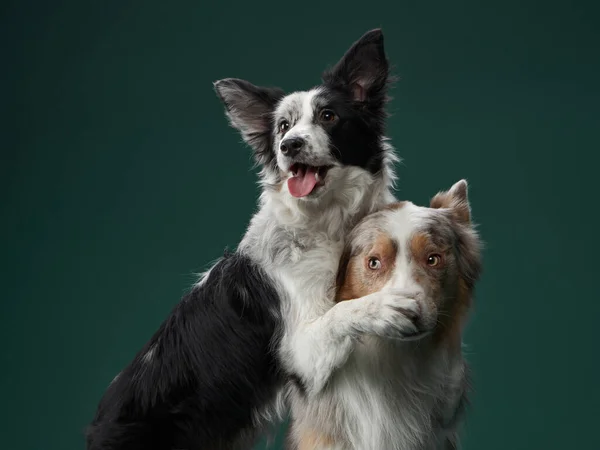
430;179;471;224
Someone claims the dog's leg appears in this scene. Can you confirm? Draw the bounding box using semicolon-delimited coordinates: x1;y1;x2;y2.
286;289;420;394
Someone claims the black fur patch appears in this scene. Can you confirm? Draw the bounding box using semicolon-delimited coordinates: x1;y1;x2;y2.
319;28;391;174
86;252;283;450
312;87;387;174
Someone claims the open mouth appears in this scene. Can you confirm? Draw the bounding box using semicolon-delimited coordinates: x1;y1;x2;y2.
287;163;333;198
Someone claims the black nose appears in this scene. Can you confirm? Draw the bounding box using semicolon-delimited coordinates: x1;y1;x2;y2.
280;137;305;157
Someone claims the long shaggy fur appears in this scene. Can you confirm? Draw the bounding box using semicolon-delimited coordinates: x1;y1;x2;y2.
86;253;283;450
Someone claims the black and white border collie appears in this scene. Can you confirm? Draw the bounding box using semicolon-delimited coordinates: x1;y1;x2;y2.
86;29;398;450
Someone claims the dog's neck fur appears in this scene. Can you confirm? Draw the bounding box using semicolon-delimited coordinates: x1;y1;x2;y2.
289;334;468;450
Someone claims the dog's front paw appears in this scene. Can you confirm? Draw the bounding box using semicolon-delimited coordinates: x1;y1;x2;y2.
362;289;422;339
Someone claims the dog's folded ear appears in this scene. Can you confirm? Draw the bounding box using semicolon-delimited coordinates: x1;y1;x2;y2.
430;179;471;225
322;29;390;106
214;78;285;163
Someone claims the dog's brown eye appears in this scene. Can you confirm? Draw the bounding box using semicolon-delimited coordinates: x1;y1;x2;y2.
279;120;290;133
320;110;336;122
426;254;443;267
368;257;381;270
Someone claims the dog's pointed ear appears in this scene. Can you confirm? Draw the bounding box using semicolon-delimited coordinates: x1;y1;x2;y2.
322;29;389;104
214;78;285;162
430;179;471;224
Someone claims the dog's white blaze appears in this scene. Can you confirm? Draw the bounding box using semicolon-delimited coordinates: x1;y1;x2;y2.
275;88;331;174
381;204;427;295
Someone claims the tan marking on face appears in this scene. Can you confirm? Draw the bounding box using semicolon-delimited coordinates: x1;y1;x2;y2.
410;231;451;267
409;230;474;350
297;429;336;450
410;232;431;264
336;232;397;301
407;230;452;332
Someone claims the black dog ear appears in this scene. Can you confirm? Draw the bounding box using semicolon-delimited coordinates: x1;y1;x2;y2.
214;78;285;164
322;29;390;106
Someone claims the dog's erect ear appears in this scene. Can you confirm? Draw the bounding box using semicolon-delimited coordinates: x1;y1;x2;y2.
214;78;285;162
322;29;389;104
430;179;471;224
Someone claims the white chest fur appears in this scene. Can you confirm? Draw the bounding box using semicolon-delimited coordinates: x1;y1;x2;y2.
291;337;467;450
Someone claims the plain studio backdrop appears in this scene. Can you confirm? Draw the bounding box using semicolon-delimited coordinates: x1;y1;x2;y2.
2;1;599;449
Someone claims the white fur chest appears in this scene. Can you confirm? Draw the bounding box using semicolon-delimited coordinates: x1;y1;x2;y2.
293;338;465;450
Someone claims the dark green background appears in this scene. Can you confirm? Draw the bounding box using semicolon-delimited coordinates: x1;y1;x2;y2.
2;1;599;449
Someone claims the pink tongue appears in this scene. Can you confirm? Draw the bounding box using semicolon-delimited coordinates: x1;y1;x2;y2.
288;166;319;198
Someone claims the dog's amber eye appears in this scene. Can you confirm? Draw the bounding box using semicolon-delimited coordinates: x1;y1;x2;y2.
320;110;336;122
426;254;443;267
279;120;290;133
367;257;381;270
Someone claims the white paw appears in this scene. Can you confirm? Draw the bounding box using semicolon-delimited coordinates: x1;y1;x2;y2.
364;289;422;339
